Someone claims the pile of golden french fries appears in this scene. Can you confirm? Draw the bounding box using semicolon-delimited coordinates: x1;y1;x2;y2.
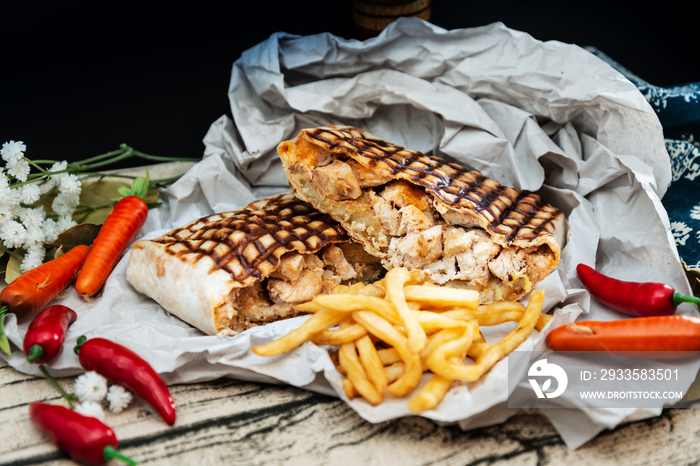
252;267;549;412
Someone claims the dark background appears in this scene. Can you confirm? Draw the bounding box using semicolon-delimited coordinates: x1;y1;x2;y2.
2;1;697;169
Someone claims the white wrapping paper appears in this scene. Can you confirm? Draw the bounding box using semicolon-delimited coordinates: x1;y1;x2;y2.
3;19;699;449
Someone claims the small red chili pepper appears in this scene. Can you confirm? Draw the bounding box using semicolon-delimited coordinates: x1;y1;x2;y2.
546;315;700;357
576;263;700;317
29;401;136;465
23;304;77;364
74;336;176;425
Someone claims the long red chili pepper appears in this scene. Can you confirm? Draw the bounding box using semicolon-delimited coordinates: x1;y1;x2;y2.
576;263;700;317
23;304;77;364
29;402;136;465
74;336;176;425
0;244;89;355
75;195;148;298
546;315;700;357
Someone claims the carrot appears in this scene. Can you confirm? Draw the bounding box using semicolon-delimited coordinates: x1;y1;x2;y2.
0;244;90;354
75;195;148;298
546;316;700;358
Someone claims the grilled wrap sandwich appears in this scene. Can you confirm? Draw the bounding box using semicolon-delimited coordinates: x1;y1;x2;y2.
126;192;382;336
277;125;566;303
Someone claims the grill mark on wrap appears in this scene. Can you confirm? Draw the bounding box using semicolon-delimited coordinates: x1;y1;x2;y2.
307;127;561;244
151;193;348;284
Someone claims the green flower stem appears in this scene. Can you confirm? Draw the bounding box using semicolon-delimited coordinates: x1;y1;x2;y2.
38;364;77;409
0;245;24;261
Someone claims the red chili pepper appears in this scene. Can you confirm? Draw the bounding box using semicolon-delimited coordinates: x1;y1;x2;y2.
0;244;89;355
75;336;176;425
576;263;700;317
29;402;136;465
546;315;700;357
76;195;148;298
23;305;77;364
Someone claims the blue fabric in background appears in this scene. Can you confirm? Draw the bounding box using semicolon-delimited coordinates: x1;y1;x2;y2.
585;47;700;271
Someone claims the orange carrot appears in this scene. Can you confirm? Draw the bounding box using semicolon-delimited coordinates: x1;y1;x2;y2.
0;244;90;354
75;195;148;298
1;244;90;318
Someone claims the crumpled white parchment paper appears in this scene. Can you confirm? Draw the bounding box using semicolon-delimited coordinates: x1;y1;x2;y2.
3;19;698;450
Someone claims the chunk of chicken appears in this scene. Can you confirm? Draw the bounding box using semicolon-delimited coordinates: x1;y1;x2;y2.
488;248;528;282
386;224;443;269
322;244;358;281
268;268;323;304
427;227;500;287
311;160;361;200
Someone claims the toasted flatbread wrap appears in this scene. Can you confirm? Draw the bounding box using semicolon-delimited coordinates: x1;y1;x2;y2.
126;191;382;336
277;125;566;303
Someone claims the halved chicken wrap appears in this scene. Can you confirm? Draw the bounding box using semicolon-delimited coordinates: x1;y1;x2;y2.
277;125;566;303
126;191;382;336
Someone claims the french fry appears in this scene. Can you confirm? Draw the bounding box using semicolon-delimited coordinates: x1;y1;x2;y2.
253;266;550;414
312;322;368;346
377;347;402;365
412;310;474;333
404;285;479;309
353;310;423;397
407;374;454;413
314;293;402;325
251;308;349;357
342;377;357;399
383;362;405;383
384;268;426;354
356;335;388;393
338;341;384;405
426;289;545;381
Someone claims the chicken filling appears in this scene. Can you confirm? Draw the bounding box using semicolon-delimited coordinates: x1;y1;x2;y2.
233;243;381;327
307;154;554;301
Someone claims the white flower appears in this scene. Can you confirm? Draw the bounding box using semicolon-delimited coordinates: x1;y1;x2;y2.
41;217;60;243
48;161;68;185
0;220;27;249
52;191;79;217
74;371;108;403
58;173;81;196
74;401;105;421
1;140;26;165
19;207;45;229
18;183;41;204
106;385;133;413
56;215;77;233
20;243;46;272
7;158;30;182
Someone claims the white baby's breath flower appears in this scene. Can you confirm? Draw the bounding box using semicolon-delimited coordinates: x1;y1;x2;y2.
58;173;81;196
20;243;46;272
1;140;26;165
74;371;108;403
7;158;30;182
0;220;27;249
48;161;68;185
19;207;45;229
56;215;76;233
106;385;133;413
74;401;105;421
41;217;60;243
18;183;41;204
51;191;79;217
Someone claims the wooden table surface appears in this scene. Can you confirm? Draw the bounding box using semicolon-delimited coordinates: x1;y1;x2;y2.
2;354;699;465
